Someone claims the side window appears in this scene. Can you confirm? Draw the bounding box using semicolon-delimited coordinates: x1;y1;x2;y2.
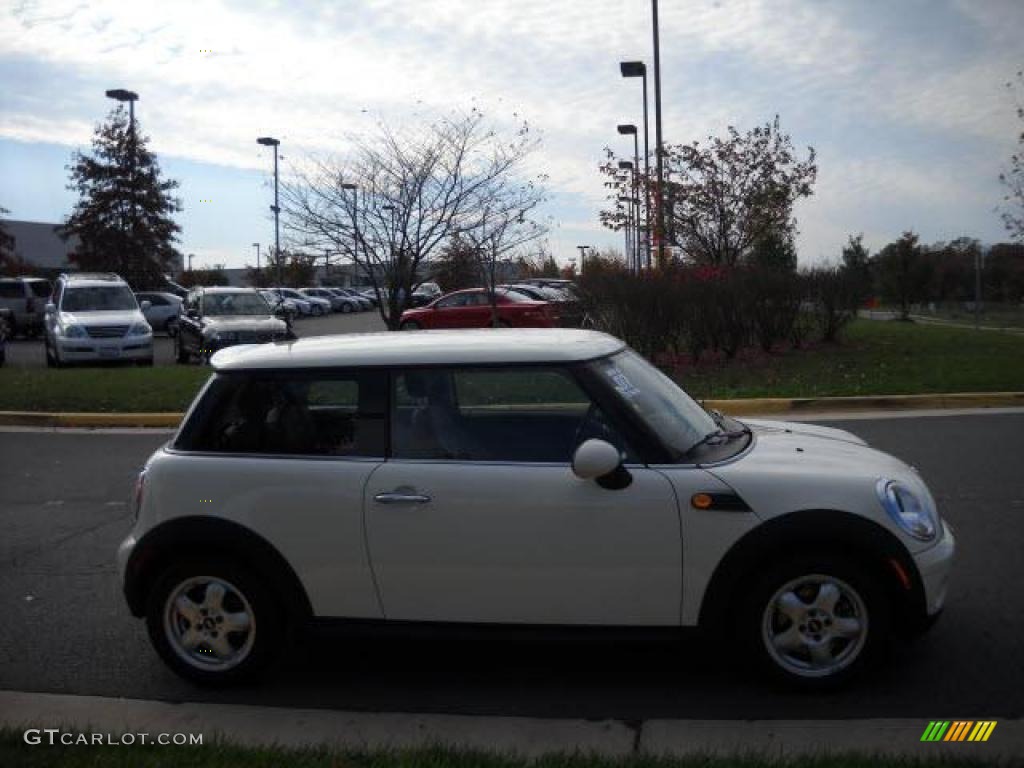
436;293;468;309
391;367;635;463
0;281;21;299
178;371;387;456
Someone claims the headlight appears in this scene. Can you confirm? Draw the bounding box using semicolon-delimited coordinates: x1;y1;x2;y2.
876;479;938;541
61;324;87;338
127;322;151;336
207;330;238;343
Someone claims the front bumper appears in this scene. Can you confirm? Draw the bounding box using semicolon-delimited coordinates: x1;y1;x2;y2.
117;533;136;582
915;520;956;616
56;336;153;362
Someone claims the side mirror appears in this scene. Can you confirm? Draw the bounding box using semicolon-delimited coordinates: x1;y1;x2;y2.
139;300;152;311
45;303;56;315
572;439;633;490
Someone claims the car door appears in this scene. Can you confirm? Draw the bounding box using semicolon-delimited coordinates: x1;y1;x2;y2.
169;369;389;618
364;365;684;626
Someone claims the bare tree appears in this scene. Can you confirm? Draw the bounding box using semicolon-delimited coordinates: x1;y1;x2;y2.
1001;70;1024;242
461;180;548;326
282;110;543;329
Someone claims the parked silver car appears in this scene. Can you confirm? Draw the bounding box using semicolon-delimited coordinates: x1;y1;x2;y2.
135;291;183;335
0;276;52;337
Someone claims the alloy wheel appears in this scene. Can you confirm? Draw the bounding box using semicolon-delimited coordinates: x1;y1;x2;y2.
761;573;868;679
163;576;256;672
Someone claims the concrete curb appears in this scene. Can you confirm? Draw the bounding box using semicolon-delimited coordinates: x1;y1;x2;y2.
2;392;1022;428
1;691;1021;759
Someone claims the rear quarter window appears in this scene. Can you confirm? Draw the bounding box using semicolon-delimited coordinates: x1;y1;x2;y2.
0;282;22;299
28;281;52;298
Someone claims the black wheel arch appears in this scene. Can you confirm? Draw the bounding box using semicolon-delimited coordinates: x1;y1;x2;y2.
697;509;928;633
124;517;313;629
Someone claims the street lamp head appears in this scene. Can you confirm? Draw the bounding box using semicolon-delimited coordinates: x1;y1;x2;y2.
105;88;138;102
257;137;280;147
617;124;637;135
618;161;634;170
619;61;646;78
340;183;357;191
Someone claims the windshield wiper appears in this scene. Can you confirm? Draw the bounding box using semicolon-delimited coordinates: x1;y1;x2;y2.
687;421;751;457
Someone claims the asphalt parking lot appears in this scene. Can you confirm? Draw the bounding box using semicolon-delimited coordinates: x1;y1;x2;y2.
2;309;387;367
1;411;1022;720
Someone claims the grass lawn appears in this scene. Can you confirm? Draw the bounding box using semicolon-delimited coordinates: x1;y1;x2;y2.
0;365;209;413
674;318;1024;400
0;734;1004;768
0;320;1022;412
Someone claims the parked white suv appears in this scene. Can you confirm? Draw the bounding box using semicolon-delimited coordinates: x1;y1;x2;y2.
44;273;153;366
118;329;954;687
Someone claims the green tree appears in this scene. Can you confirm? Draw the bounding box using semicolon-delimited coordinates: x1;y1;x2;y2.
875;231;930;320
59;106;182;289
432;236;481;292
0;206;20;273
179;264;229;288
840;233;872;306
748;227;797;272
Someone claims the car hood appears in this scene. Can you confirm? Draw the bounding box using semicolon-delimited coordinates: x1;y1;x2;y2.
708;417;935;551
202;316;287;333
741;418;868;446
59;310;146;325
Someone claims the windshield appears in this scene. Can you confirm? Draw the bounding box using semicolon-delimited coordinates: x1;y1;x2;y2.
202;293;271;316
588;349;717;459
61;286;137;312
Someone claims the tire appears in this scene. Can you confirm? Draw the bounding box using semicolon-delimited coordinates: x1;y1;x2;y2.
166;318;179;338
45;338;62;368
341;303;353;314
174;334;190;364
736;555;890;690
313;305;324;317
138;357;154;367
497;320;511;328
400;321;421;331
145;561;284;686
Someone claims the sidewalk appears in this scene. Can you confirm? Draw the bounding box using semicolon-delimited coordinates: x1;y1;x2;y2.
1;690;1021;759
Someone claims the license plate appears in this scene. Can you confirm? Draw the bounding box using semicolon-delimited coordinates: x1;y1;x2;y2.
98;346;121;358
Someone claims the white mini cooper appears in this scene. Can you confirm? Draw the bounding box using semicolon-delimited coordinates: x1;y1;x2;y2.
118;329;954;687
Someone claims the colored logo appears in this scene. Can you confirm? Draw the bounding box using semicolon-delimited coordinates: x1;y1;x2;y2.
921;721;997;742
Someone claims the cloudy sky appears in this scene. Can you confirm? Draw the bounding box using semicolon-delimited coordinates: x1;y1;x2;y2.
1;0;1022;269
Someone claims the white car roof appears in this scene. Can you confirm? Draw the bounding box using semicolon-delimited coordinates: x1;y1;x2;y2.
211;328;625;370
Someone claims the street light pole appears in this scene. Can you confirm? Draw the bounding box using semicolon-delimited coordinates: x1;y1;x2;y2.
651;0;667;269
341;182;359;284
617;194;634;269
618;162;639;272
576;245;589;275
252;242;260;272
620;63;651;268
257;137;282;285
618;129;642;270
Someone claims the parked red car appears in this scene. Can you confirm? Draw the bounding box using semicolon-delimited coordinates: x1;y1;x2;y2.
399;288;558;330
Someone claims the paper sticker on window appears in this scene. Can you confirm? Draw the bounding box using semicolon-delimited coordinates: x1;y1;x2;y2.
607;366;640;398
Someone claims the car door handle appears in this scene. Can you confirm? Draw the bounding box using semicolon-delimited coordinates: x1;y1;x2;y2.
374;491;432;504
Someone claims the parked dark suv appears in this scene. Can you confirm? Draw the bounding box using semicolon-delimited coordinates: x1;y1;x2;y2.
175;287;293;364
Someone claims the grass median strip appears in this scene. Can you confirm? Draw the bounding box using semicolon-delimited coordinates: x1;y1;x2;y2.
677;319;1024;399
0;734;1006;768
0;320;1021;413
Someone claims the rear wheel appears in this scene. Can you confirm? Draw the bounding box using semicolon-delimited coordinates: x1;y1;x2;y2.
737;556;890;690
174;334;190;364
146;561;284;685
341;303;353;314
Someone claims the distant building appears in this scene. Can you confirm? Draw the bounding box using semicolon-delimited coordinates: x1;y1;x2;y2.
2;220;78;275
0;219;185;276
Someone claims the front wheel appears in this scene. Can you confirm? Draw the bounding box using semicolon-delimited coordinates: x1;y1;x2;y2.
145;562;284;685
341;303;353;314
738;557;890;690
400;320;421;331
